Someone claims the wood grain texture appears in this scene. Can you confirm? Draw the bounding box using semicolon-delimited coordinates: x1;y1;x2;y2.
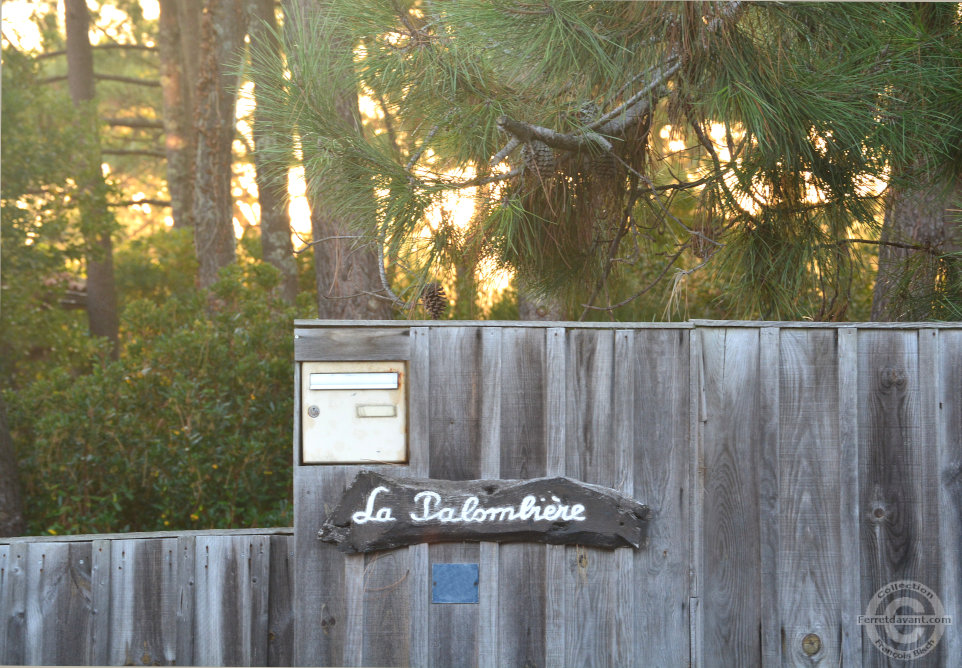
0;541;27;665
858;330;928;668
428;326;482;668
107;538;178;665
700;327;761;666
268;535;294;667
293;465;357;666
757;328;780;667
837;327;862;667
633;328;691;665
777;329;842;665
174;535;195;666
24;541;94;665
497;327;547;668
688;327;705;668
937;330;962;667
294;327;411;361
563;328;628;667
408;327;431;668
544;327;567;668
479;327;501;668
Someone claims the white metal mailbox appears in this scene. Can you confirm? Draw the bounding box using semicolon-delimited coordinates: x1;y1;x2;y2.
300;361;407;464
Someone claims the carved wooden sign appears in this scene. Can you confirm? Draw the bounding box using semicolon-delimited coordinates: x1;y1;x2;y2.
318;470;652;553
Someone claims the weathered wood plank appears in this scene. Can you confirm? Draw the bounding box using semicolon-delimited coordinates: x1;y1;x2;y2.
608;330;635;668
294;327;411;361
343;553;365;666
0;541;27;665
700;327;761;665
293;465;357;666
837;327;862;667
194;536;245;666
174;535;195;666
937;330;962;667
24;541;94;665
633;328;691;665
544;327;566;668
250;534;272;667
429;326;482;668
193;534;272;666
294;319;694;329
408;327;431;668
479;327;501;668
858;329;933;667
563;328;626;666
777;329;841;665
107;538;178;665
268;535;294;667
757;328;780;667
497;327;547;668
688;327;705;668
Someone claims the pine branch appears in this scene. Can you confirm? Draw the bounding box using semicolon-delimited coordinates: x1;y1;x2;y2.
496;115;612;152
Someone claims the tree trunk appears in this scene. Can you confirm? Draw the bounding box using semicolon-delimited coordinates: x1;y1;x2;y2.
65;0;120;354
871;173;958;320
248;0;298;303
158;0;198;229
0;394;25;537
193;0;247;291
283;0;394;320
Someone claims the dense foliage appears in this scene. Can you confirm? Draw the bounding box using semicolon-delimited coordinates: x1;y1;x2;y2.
253;1;962;320
4;246;300;534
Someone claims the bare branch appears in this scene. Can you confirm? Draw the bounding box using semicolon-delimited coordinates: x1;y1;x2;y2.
293;235;365;255
497;115;612;152
38;43;157;59
112;198;171;207
102;148;166;158
581;246;687;312
489;137;521;166
104;117;164;129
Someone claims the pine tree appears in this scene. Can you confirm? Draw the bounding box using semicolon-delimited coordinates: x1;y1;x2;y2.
251;1;962;320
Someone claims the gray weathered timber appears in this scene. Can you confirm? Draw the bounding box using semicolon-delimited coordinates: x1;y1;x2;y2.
776;329;842;665
496;326;547;668
564;328;628;667
700;327;762;666
427;326;481;668
294;326;411;361
5;321;961;667
937;330;962;668
632;328;691;664
0;531;293;666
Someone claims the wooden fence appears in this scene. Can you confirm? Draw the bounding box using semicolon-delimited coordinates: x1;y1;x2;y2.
2;321;960;667
0;529;294;665
293;321;961;668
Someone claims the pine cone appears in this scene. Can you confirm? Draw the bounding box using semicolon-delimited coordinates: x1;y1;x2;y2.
592;152;618;180
576;100;600;125
522;140;555;176
421;281;448;319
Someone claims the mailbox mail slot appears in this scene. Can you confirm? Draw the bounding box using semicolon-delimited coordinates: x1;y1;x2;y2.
301;361;407;464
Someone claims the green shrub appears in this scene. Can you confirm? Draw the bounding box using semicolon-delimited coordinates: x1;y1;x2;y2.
5;263;296;534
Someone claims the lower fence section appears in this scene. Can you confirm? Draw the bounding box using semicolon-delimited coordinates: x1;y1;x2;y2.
0;529;293;666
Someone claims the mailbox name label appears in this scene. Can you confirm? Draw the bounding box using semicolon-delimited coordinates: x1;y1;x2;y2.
319;470;650;553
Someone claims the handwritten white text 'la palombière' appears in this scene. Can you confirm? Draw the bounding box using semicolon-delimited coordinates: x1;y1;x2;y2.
351;486;586;525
